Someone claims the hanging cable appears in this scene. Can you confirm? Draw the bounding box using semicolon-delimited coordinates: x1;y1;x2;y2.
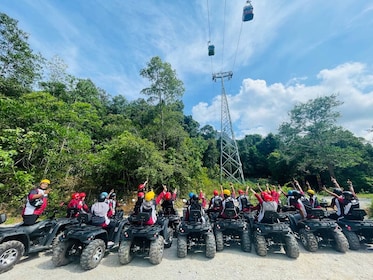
206;0;214;75
221;0;227;71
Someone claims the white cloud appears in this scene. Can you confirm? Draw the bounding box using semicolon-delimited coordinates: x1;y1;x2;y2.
193;62;373;141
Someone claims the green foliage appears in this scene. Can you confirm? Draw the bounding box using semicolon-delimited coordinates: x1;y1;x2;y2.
0;12;43;95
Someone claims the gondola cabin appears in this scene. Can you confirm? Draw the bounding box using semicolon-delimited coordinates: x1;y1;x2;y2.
208;44;215;56
242;1;254;22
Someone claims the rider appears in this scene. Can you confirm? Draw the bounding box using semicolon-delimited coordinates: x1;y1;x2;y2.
91;192;116;246
140;191;170;244
133;192;144;215
107;191;117;218
305;181;320;208
66;192;81;217
79;192;90;213
236;187;253;212
207;189;223;218
287;190;308;222
250;188;278;223
22;179;51;225
160;191;177;215
185;194;206;222
220;189;238;219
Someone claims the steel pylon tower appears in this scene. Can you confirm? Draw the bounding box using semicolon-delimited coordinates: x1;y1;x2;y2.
212;71;245;185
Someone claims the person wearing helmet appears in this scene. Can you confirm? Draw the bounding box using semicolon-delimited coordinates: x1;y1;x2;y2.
160;190;178;215
91;192;116;246
133;192;145;215
250;188;278;223
22;179;51;225
305;181;320;208
237;187;253;213
342;190;360;219
323;178;346;220
137;180;148;194
66;192;81;217
140;190;170;244
185;193;206;223
219;188;238;219
79;192;90;213
107;191;117;218
207;189;223;220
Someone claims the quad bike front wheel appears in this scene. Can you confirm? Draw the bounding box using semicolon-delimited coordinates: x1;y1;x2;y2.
80;239;106;270
0;240;25;274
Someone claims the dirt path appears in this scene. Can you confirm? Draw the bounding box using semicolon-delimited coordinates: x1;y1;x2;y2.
3;241;373;280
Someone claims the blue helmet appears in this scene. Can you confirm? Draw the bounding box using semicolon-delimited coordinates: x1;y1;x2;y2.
287;190;293;196
98;192;107;202
189;192;195;199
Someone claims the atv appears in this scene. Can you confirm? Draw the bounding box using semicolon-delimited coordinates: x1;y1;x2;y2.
248;210;299;258
0;210;78;274
177;208;216;259
118;212;167;265
336;208;373;250
288;208;349;253
52;211;128;270
213;208;251;252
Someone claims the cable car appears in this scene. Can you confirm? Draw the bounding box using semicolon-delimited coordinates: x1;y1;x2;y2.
208;44;215;56
242;1;254;22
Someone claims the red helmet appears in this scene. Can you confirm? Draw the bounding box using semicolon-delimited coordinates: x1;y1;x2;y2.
79;192;86;198
71;193;80;199
213;190;219;196
138;184;145;190
138;192;144;198
263;193;273;202
164;192;172;200
238;189;244;195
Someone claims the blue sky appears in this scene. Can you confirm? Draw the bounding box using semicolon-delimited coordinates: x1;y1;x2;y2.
2;1;373;141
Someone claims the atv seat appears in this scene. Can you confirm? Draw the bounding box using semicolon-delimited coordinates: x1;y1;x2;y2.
222;208;238;219
189;209;203;222
310;208;325;219
261;211;279;224
137;212;151;224
20;221;43;234
78;213;92;224
345;209;367;221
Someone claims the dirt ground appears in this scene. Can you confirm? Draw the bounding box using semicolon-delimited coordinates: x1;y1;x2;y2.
2;239;373;280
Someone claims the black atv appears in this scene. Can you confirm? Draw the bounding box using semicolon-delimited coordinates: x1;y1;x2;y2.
213;208;251;252
52;211;128;270
118;212;166;265
337;209;373;250
248;210;299;258
177;208;216;258
288;208;348;253
0;210;78;274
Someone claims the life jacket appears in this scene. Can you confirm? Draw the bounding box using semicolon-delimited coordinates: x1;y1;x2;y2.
238;195;251;211
212;196;222;209
258;201;278;223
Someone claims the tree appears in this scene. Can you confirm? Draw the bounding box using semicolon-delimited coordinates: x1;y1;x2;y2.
0;12;43;96
140;56;185;150
278;94;364;182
